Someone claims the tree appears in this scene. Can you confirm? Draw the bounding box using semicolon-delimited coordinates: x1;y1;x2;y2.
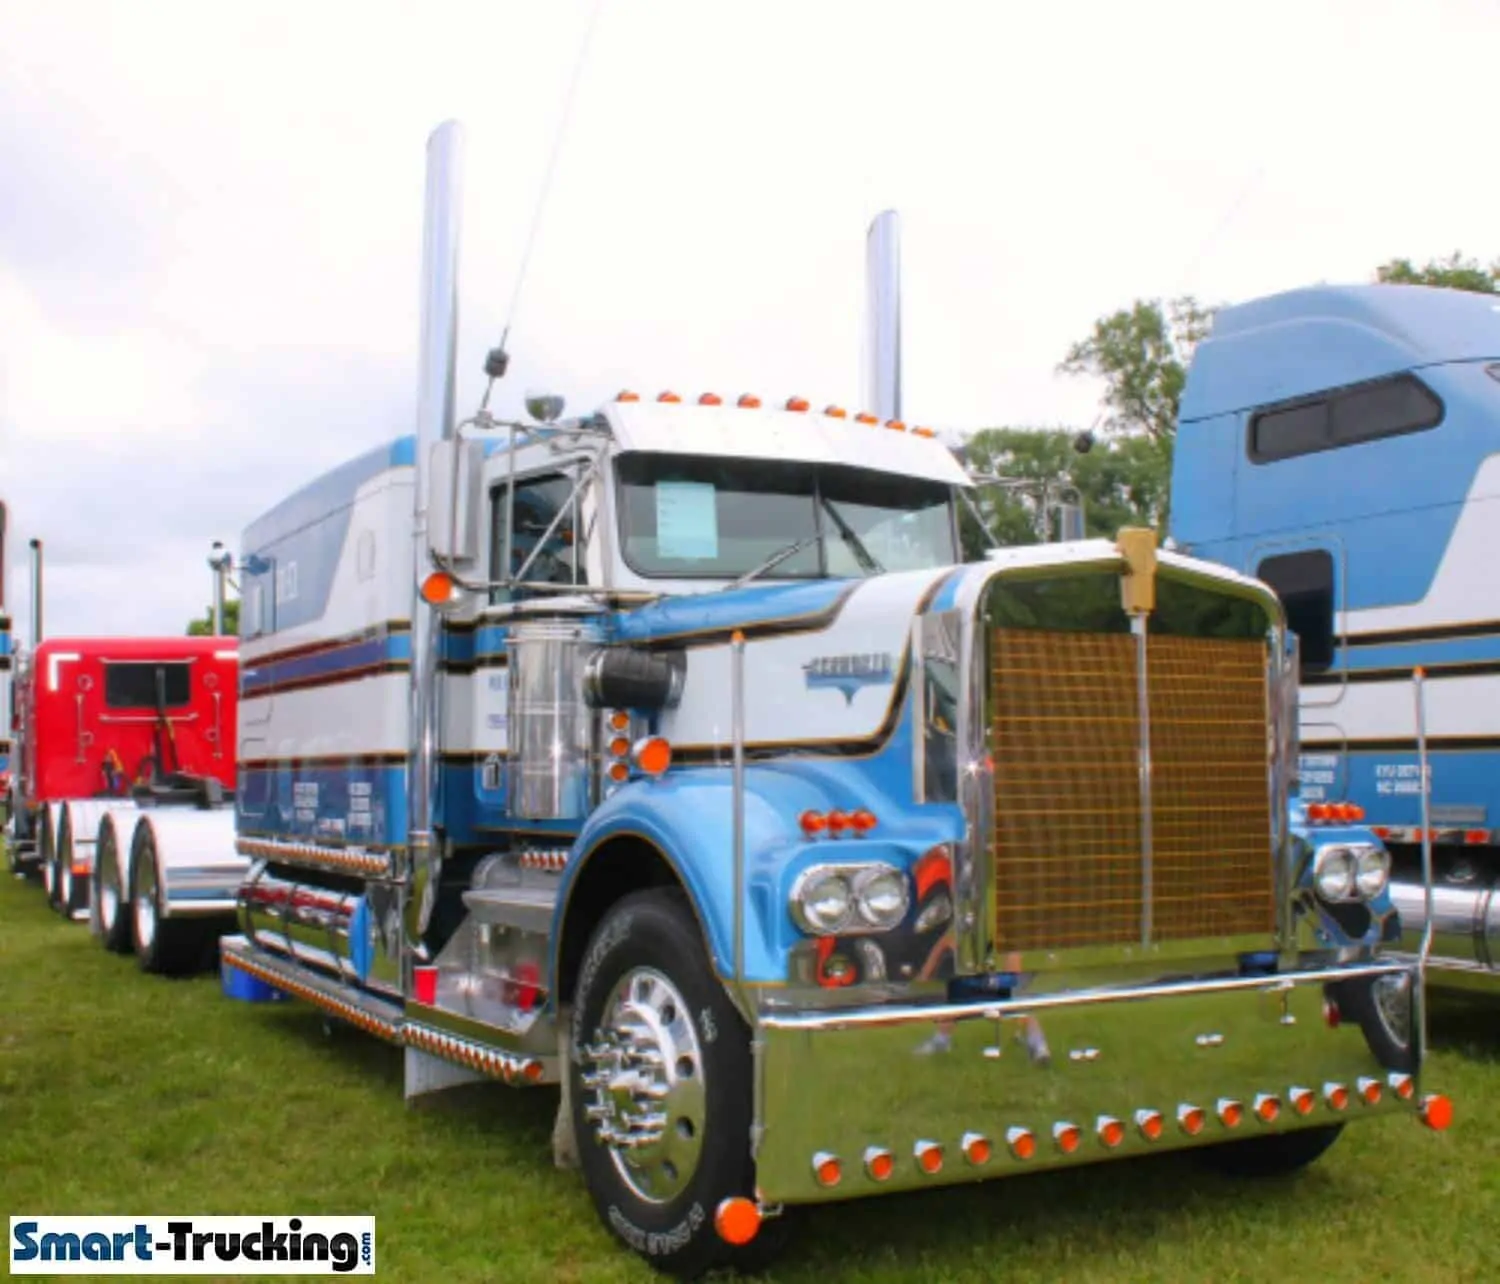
1375;252;1499;294
957;427;1173;559
187;599;239;637
1057;296;1216;443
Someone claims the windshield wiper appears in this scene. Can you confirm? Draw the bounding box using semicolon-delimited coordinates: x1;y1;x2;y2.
819;496;884;575
730;532;822;589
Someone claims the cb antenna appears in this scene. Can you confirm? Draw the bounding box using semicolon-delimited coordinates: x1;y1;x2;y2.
482;0;606;406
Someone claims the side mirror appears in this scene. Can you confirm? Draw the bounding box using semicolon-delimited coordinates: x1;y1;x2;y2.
427;439;485;563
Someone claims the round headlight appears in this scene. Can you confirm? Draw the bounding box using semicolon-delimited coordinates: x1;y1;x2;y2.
1354;844;1390;899
854;868;909;929
1314;845;1356;901
795;871;853;933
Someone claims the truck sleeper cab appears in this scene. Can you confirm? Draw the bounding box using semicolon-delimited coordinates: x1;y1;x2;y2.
1172;283;1500;992
220;385;1440;1277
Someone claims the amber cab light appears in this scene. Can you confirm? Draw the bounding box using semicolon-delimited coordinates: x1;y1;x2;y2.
420;570;459;606
913;426;936;438
885;419;907;432
785;396;810;412
855;411;879;424
714;1197;761;1246
616;389;640;402
824;405;847;418
632;737;672;778
1307;803;1331;822
737;393;762;408
850;809;878;834
799;810;828;838
698;392;723;405
826;810;851;836
657;390;681;403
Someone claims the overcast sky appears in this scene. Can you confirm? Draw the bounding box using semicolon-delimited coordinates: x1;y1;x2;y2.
1;0;1496;640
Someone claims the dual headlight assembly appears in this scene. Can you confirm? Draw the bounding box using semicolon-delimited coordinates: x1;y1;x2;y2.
790;864;910;935
1312;842;1390;903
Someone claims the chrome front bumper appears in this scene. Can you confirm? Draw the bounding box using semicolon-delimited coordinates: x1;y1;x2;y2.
753;963;1420;1205
1389;877;1500;989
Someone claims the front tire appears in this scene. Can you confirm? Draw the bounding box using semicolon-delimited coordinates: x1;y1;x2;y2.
569;889;790;1278
95;829;132;953
1198;1123;1344;1178
40;808;60;907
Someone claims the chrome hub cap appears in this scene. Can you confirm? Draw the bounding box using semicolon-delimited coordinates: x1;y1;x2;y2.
134;862;157;950
42;855;55;897
581;967;706;1203
60;860;73;906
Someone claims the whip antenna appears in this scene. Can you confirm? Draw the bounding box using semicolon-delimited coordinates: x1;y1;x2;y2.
483;0;605;402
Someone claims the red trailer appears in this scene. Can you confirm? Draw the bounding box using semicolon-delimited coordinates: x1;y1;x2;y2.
10;636;239;923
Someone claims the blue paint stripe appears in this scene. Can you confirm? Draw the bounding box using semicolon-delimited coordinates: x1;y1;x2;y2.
1332;632;1500;671
242;632;412;695
612;579;852;644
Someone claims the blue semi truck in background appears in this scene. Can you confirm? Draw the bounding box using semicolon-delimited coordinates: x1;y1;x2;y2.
1171;283;1500;991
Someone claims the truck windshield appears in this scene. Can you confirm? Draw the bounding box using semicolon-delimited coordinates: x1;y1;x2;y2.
615;454;957;580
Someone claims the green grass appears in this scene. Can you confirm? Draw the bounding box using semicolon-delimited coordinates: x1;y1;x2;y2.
2;872;1496;1284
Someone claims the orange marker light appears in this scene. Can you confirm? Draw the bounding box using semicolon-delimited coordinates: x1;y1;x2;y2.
1000;1129;1028;1162
1177;1105;1205;1136
607;761;630;783
824;405;847;418
1217;1098;1243;1128
799;810;828;837
633;737;672;778
657;391;681;403
1135;1109;1164;1141
1097;1116;1124;1148
714;1197;761;1246
1254;1094;1281;1124
1358;1077;1383;1105
1324;1082;1350;1111
812;1152;842;1187
965;1132;995;1165
855;412;879;424
737;393;762;408
863;1147;894;1181
785;396;810;412
1289;1087;1316;1116
850;809;878;834
609;736;631;759
1053;1121;1082;1154
616;390;640;402
885;419;907;432
1420;1093;1453;1132
826;809;851;835
912;426;936;438
698;392;723;405
1307;803;1330;822
1389;1072;1415;1101
914;1141;944;1174
420;571;458;606
608;710;630;732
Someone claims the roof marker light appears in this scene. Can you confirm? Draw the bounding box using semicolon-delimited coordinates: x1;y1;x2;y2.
616;390;640;402
785;396;810;412
799;810;828;837
698;392;723;406
737;393;762;408
913;427;936;438
824;405;847;418
885;419;907;432
855;412;879;424
657;391;681;403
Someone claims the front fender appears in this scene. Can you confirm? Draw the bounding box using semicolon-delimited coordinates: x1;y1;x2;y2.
554;765;962;985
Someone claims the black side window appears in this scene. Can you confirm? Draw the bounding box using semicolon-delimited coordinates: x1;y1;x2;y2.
490;474;586;594
1256;551;1334;675
1248;374;1442;463
105;662;192;710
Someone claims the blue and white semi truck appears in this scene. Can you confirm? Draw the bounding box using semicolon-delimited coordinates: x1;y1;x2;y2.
1173;283;1500;992
218;124;1447;1277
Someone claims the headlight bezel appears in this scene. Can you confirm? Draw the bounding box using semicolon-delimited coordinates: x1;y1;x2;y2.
790;862;910;936
1354;843;1391;899
1312;841;1388;903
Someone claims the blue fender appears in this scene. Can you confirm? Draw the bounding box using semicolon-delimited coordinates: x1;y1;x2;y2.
551;763;965;988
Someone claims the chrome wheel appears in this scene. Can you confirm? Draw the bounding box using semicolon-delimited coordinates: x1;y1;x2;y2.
60;860;73;910
100;855;119;934
580;966;706;1204
42;852;55;898
1372;972;1412;1050
134;858;158;951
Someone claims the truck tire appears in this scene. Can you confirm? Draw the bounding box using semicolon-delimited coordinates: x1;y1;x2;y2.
1198;1124;1344;1178
1330;972;1416;1074
40;808;60;907
129;837;201;976
56;807;85;920
569;889;792;1278
93;822;132;953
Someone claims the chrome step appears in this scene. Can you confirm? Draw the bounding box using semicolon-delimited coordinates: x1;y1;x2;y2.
461;885;558;934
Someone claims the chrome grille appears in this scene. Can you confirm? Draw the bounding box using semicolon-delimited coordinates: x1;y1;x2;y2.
990;623;1274;956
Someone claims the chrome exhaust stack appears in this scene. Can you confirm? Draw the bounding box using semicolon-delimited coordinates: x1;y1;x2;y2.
404;120;467;978
28;537;42;647
864;209;902;423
